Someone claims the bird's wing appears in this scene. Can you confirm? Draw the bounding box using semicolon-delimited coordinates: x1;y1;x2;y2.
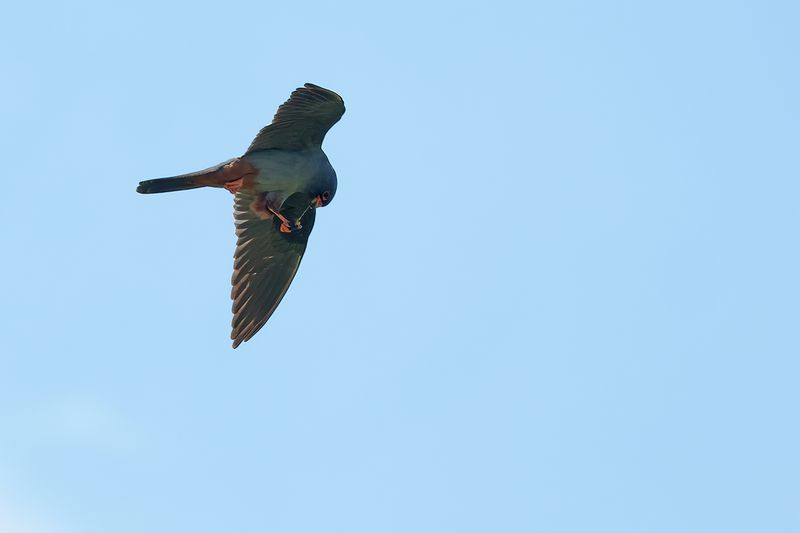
230;191;316;348
246;83;345;153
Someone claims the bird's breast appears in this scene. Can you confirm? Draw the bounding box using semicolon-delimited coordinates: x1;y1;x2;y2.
244;149;328;193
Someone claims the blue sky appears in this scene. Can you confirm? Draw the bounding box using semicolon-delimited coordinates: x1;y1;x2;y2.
1;1;798;532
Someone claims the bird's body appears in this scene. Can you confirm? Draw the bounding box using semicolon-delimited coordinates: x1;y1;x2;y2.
137;83;345;348
244;147;337;196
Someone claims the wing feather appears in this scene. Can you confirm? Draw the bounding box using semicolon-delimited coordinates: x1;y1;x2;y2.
246;83;345;153
230;191;316;348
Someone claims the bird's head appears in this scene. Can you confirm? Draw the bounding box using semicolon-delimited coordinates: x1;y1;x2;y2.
311;183;336;208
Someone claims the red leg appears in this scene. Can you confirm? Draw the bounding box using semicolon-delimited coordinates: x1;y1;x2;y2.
272;209;302;232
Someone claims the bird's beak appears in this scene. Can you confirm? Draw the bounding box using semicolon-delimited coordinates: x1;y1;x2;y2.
312;195;323;208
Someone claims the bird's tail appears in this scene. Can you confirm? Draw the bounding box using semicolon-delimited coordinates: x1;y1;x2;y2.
136;176;203;194
136;158;237;194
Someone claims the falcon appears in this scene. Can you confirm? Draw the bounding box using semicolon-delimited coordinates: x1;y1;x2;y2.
137;83;344;348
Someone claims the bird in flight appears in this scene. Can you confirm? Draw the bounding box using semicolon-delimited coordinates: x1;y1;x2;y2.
137;83;345;348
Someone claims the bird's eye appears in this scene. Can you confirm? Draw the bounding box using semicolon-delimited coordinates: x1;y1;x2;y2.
322;191;331;201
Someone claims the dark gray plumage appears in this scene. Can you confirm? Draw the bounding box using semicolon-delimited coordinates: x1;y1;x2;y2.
137;83;345;348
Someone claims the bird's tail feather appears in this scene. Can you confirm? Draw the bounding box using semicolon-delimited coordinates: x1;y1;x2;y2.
136;158;237;194
136;177;203;194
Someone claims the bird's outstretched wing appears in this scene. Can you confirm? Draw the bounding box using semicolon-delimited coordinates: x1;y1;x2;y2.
246;83;345;153
230;192;316;348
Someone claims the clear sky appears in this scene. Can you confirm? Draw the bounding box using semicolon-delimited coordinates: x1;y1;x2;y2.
1;1;798;532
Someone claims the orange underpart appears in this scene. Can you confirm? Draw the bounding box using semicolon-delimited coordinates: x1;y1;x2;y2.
223;178;244;194
249;194;273;220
